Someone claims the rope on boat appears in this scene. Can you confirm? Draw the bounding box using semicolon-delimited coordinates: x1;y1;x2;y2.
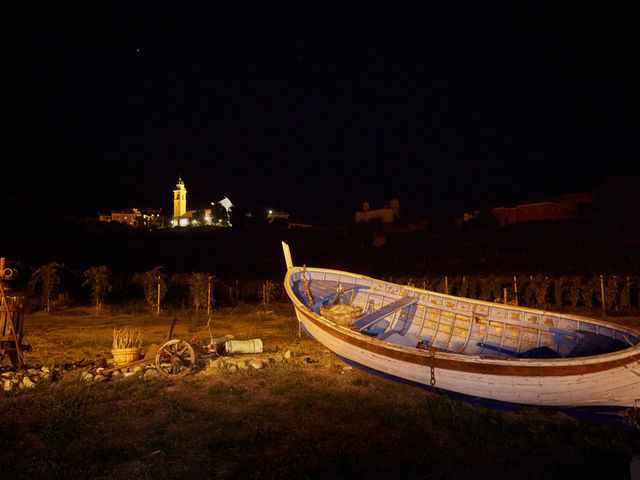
301;265;315;307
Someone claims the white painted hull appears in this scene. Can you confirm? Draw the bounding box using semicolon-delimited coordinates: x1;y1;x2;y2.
281;244;640;410
294;307;640;408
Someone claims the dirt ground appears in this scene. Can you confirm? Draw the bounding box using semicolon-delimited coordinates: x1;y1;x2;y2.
2;303;640;479
20;303;308;367
21;304;640;369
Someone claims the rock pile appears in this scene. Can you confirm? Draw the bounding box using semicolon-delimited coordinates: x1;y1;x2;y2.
1;345;351;392
2;365;62;392
202;349;294;374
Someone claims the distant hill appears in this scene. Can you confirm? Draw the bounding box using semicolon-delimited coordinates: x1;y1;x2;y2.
3;176;640;280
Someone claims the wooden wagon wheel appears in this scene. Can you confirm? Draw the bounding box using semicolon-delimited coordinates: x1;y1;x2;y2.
155;339;196;377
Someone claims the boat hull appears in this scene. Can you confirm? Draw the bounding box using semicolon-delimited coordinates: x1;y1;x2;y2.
293;306;640;409
283;259;640;410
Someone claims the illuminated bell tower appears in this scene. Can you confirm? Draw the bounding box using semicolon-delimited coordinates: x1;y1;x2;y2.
173;177;187;219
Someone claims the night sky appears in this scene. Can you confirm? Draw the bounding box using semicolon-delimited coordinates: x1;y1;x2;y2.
3;3;639;224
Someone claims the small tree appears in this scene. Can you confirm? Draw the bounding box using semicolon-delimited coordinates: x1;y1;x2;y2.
586;275;601;311
188;272;210;314
568;275;583;308
433;276;448;295
479;275;501;302
603;275;619;313
514;275;530;306
28;262;64;313
469;276;482;300
531;274;550;309
619;276;632;311
83;265;112;314
134;266;167;313
552;276;567;307
263;279;276;312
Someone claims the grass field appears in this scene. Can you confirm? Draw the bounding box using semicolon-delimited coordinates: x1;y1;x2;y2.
1;303;639;479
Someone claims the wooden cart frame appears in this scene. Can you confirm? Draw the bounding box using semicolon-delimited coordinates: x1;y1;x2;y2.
0;258;27;369
103;318;198;377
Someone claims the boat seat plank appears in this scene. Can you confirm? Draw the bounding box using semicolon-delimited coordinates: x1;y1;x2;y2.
352;296;418;331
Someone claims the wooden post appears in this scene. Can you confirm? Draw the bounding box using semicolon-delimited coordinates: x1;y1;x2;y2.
444;276;449;295
262;282;266;312
513;276;518;306
207;275;212;317
156;275;161;316
600;274;606;317
503;287;508;304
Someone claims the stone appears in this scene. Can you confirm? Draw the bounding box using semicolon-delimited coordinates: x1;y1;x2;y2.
237;361;249;370
227;364;238;373
283;350;292;360
22;377;36;388
209;358;224;369
143;368;160;379
3;380;12;392
81;372;94;381
273;353;284;363
249;360;265;369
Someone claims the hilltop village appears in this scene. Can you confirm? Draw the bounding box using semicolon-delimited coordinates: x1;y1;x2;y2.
97;178;234;229
95;176;606;236
4;175;639;280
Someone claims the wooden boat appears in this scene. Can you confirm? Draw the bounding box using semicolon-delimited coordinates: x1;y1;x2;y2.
281;242;640;415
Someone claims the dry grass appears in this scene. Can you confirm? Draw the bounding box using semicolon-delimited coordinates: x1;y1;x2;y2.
1;304;639;479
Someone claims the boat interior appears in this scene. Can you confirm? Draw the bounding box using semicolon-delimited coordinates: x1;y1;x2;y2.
291;269;639;359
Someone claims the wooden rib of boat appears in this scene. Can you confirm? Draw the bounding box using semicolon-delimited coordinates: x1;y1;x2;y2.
281;242;640;415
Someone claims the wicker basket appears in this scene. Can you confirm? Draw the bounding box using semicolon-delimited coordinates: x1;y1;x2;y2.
320;304;363;326
111;347;142;365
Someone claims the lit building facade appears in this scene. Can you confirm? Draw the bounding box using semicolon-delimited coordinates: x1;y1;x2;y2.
355;199;400;223
98;208;163;228
173;177;187;220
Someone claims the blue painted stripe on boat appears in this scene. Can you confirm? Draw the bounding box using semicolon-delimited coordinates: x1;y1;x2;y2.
352;296;418;331
477;342;517;356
